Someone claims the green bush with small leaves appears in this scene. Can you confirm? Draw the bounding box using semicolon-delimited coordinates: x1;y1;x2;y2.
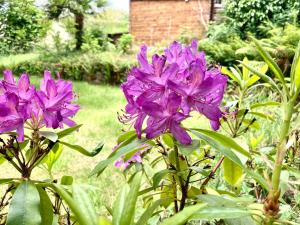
0;0;48;55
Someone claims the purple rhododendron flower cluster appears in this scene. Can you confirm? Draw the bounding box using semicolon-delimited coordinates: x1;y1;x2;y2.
121;40;228;145
0;70;79;141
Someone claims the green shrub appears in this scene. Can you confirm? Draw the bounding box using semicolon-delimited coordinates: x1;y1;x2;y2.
0;51;135;84
0;0;49;55
225;0;299;37
117;34;133;53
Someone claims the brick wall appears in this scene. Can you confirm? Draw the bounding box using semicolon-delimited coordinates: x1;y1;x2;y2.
130;0;211;45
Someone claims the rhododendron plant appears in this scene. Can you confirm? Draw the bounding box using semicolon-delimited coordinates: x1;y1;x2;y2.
93;39;300;225
0;70;102;225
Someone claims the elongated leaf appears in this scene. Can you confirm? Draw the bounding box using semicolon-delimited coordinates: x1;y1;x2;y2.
249;111;274;121
223;157;244;186
291;40;300;93
244;169;269;190
135;199;162;225
90;138;148;176
153;169;174;188
224;217;256;225
60;141;104;157
252;38;285;85
37;187;53;225
189;206;250;220
0;178;14;185
240;61;282;95
39;131;58;142
221;67;242;86
50;184;91;225
190;129;250;158
117;130;137;144
191;130;243;167
250;101;280;109
160;204;207;225
120;172;142;225
73;185;98;225
178;139;200;156
57;124;82;139
99;217;113;225
41;143;63;171
162;133;174;148
7;181;42;225
112;185;128;225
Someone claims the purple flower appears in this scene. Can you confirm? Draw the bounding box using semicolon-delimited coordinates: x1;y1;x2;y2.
143;93;191;145
0;93;25;141
120;40;227;145
35;71;79;129
0;70;80;141
114;144;150;169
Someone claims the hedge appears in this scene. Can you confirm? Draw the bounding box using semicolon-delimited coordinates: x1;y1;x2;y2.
0;51;136;84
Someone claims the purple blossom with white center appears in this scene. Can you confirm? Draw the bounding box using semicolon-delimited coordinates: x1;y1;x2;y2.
0;70;80;141
120;40;227;145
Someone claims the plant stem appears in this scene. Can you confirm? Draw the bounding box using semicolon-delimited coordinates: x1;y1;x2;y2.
265;98;295;223
200;156;225;193
174;144;187;211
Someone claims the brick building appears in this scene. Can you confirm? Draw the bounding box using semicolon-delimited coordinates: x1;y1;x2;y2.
130;0;222;44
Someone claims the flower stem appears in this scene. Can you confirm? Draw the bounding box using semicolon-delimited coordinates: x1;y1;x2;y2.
174;144;187;211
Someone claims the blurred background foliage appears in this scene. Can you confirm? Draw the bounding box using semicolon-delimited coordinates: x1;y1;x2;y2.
0;0;299;83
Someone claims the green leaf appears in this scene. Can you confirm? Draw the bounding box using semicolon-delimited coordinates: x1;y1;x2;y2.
291;40;300;93
252;38;285;85
99;217;112;225
7;181;42;225
0;178;15;185
245;75;260;88
41;143;63;172
135;199;162;225
249;111;275;121
223;157;244;186
112;185;128;225
190;129;250;158
160;185;174;208
153;169;174;188
159;204;207;225
189;206;250;220
90;138;148;176
119;172;142;225
178;139;200;156
162;133;174;148
50;184;91;225
61;176;74;185
221;66;241;86
224;217;256;225
37;187;53;225
244;169;269;190
250;101;280;109
73;185;98;225
60;141;104;157
191;129;243;167
117;130;137;144
39;131;58;142
57;124;82;139
240;61;282;95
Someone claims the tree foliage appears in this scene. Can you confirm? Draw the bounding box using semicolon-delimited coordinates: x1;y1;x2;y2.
225;0;300;36
47;0;106;50
0;0;47;54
